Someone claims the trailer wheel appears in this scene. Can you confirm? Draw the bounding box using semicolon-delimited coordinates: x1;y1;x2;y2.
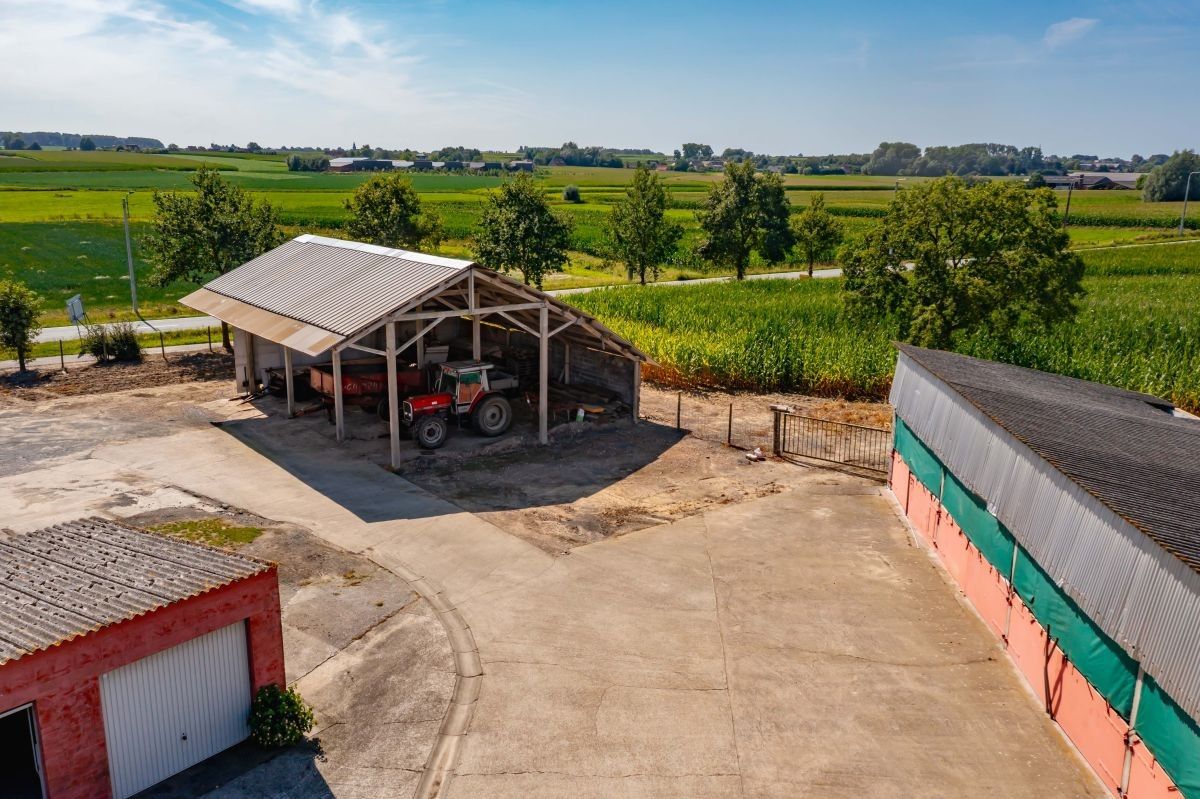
473;395;512;437
413;415;448;449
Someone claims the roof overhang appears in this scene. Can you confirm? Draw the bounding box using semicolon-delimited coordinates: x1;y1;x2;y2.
181;287;343;356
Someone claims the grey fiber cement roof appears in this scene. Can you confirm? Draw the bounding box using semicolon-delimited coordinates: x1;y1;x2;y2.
896;343;1200;574
0;518;271;666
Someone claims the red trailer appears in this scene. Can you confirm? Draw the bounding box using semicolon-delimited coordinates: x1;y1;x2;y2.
309;358;425;416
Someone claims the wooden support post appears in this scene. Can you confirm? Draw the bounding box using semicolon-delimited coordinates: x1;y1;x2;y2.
332;348;345;442
59;340;66;372
416;305;426;369
207;326;213;352
386;322;401;469
632;360;641;424
563;342;571;385
676;391;682;429
159;331;167;362
539;304;548;445
727;401;733;445
283;346;295;418
471;270;481;360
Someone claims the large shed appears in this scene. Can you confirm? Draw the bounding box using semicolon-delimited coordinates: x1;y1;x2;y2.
182;235;648;466
889;344;1200;799
0;518;284;799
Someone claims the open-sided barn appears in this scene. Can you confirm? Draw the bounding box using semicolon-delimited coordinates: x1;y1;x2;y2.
889;344;1200;799
182;235;648;466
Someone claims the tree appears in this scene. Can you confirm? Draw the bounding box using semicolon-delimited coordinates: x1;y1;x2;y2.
697;160;794;279
681;143;712;160
79;137;96;151
28;142;41;151
246;142;262;152
562;185;582;203
790;194;844;278
604;165;683;285
344;173;444;250
0;279;42;373
6;137;25;150
1142;150;1200;202
1025;171;1047;188
841;177;1084;349
474;173;571;289
142;166;283;349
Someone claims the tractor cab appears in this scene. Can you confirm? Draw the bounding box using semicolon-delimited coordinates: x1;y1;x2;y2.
402;361;519;449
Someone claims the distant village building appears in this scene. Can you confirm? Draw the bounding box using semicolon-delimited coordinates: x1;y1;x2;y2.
327;157;394;173
507;160;535;172
1044;172;1138;190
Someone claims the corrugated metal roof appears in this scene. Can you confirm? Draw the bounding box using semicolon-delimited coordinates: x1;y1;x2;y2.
182;234;649;362
896;344;1200;572
200;235;471;337
0;518;270;666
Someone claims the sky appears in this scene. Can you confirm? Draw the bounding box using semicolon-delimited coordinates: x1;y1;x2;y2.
1;0;1197;156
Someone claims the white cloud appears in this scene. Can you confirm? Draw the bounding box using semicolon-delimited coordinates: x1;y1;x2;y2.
1043;17;1098;49
0;0;527;148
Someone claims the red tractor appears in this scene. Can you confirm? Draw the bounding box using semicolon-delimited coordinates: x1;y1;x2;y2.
401;361;518;449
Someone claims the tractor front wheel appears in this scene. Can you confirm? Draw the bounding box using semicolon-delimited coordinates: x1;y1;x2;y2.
413;415;449;449
473;395;512;437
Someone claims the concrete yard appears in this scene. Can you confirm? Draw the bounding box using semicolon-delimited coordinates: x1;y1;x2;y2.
0;381;1106;798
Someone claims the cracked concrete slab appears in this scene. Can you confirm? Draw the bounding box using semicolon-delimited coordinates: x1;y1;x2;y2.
0;384;1109;799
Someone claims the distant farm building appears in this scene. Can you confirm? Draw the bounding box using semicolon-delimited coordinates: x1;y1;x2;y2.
1043;172;1138;190
0;519;284;799
890;345;1200;799
327;157;395;173
506;160;535;172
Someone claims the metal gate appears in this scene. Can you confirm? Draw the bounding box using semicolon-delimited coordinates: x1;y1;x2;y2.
100;622;251;798
772;407;891;473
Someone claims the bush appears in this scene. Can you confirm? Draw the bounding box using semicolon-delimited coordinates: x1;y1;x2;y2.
249;684;314;747
562;184;582;203
81;322;142;362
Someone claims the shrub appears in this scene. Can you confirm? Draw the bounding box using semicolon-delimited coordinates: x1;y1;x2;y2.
81;322;142;362
249;684;314;747
562;184;582;203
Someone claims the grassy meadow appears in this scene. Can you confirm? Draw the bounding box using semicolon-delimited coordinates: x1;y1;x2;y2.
3;148;1200;406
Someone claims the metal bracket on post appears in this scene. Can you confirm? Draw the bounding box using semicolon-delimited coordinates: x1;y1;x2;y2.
1118;664;1146;798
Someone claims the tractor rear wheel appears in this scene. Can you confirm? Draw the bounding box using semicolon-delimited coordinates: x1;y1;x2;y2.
473;395;512;437
413;415;448;449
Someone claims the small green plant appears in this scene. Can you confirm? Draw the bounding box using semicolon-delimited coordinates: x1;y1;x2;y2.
249;684;314;747
562;184;582;203
80;321;142;362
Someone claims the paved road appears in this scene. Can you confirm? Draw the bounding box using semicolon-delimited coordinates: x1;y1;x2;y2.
34;315;221;343
0;389;1106;799
0;342;213;372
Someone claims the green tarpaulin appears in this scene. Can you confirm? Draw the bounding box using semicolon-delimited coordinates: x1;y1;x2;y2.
894;416;1199;797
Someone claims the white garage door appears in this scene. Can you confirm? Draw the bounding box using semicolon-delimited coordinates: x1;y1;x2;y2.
100;621;252;798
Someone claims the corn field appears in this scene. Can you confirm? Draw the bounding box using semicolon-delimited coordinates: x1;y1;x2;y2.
568;271;1200;412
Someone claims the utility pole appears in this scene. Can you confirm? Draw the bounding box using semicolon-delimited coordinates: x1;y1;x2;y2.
1181;171;1200;236
122;193;157;332
1063;180;1074;228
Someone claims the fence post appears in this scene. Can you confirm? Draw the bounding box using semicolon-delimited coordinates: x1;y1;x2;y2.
59;340;66;372
727;402;733;446
770;404;788;457
102;334;108;362
159;331;167;362
207;326;213;352
675;392;682;430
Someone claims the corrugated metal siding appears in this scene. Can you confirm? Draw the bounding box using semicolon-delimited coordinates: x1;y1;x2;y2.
891;353;1200;722
0;519;268;665
100;621;251;798
202;235;471;336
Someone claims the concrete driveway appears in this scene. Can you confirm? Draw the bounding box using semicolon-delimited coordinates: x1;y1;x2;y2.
0;387;1104;798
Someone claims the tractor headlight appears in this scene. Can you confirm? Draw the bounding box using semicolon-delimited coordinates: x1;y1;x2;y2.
402;400;413;422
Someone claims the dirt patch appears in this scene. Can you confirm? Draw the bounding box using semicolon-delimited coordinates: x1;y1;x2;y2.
404;420;861;555
640;383;892;451
0;352;233;401
121;505;416;683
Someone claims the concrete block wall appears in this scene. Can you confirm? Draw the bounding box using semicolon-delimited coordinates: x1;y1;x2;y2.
0;569;284;798
890;452;1180;799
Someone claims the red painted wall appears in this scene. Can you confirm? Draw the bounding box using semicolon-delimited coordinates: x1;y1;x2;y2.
889;455;1180;799
0;568;284;799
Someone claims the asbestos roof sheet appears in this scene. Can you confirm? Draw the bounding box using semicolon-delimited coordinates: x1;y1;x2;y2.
0;518;270;666
198;234;472;339
896;344;1200;572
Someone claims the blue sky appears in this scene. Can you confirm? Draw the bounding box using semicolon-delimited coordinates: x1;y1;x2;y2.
1;0;1197;155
